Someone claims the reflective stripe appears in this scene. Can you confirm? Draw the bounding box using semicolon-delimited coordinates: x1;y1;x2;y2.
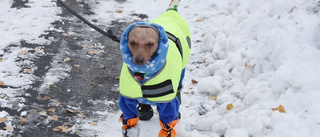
166;31;183;59
142;80;174;97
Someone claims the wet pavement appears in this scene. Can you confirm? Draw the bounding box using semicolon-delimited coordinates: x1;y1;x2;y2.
1;0;147;136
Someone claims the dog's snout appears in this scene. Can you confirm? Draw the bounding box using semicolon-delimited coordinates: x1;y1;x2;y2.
135;57;145;65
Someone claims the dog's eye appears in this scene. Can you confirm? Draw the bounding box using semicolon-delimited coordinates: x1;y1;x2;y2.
129;41;136;46
147;43;154;47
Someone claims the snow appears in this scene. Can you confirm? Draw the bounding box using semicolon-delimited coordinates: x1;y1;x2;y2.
1;0;320;136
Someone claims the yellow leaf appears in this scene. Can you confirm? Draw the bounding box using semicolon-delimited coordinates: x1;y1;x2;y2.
0;117;8;123
91;122;98;126
88;50;100;55
66;109;78;113
77;113;84;117
115;76;120;80
21;50;28;55
5;126;13;130
210;95;219;100
64;57;71;62
227;104;233;110
48;108;56;113
18;118;28;125
43;96;51;101
97;84;103;87
31;25;37;27
272;105;286;113
0;58;2;62
97;43;102;46
76;0;82;2
39;110;47;115
74;65;80;67
0;94;6;99
201;34;205;37
0;81;5;86
24;69;32;73
116;10;123;13
89;82;95;85
82;44;89;48
49;116;58;121
196;18;205;22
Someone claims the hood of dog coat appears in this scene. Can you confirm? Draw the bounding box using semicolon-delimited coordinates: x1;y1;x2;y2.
120;22;169;74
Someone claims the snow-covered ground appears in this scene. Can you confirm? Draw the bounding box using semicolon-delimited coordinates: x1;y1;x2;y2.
1;0;320;137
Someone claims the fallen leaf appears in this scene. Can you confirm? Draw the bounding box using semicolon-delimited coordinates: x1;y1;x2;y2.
43;96;51;101
117;18;124;21
62;33;69;37
31;25;37;27
116;9;123;13
3;75;8;78
0;117;8;123
64;57;71;62
0;81;5;86
82;44;89;48
12;27;20;30
39;110;47;116
76;0;82;2
196;18;205;22
0;21;4;23
191;79;198;84
74;65;80;67
0;59;2;62
205;64;210;67
46;84;50;89
5;126;13;130
203;58;208;62
89;82;95;85
210;95;219;100
115;76;120;80
227;104;233;110
99;65;105;69
97;84;103;87
201;34;205;37
49;116;58;121
24;69;32;73
48;108;56;113
53;126;70;132
131;10;136;13
97;43;102;46
18;118;28;125
21;50;28;55
66;109;78;113
34;47;39;51
0;94;6;99
272;105;286;113
91;122;98;126
51;102;60;107
88;50;100;55
77;113;84;117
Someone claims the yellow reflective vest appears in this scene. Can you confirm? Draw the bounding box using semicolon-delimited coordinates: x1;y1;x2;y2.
119;10;191;103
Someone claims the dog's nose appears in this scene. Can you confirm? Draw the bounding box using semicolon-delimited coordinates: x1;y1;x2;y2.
135;57;145;65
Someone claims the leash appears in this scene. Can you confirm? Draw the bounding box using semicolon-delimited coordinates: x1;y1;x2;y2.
56;0;121;43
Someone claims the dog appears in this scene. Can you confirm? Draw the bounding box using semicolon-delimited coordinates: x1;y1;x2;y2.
118;0;191;136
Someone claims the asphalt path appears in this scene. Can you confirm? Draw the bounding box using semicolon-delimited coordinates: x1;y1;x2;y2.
1;0;147;136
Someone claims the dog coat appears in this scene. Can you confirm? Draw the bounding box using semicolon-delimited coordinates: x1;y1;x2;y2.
119;10;191;103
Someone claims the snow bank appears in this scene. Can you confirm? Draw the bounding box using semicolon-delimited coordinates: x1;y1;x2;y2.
180;0;320;136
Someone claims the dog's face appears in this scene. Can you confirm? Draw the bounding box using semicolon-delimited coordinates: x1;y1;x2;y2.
128;27;159;66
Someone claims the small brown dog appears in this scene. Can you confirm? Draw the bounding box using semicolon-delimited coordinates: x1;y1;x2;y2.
118;0;191;136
